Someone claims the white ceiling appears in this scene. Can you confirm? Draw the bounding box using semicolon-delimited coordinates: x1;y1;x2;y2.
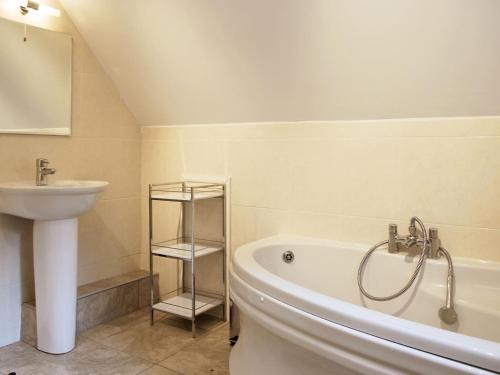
61;0;500;126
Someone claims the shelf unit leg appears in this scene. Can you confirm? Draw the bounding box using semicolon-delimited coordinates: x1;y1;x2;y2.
149;184;154;326
222;188;227;322
181;182;186;296
191;191;196;338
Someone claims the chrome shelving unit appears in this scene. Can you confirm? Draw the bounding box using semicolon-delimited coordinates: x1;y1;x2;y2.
149;181;226;337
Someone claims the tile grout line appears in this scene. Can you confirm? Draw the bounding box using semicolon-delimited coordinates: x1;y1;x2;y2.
84;314;210;366
137;363;184;375
149;320;228;365
153;322;230;373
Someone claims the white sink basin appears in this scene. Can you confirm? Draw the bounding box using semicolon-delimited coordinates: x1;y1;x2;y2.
0;180;108;354
0;180;108;220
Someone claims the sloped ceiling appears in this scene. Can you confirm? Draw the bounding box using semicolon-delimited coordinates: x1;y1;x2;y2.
61;0;500;126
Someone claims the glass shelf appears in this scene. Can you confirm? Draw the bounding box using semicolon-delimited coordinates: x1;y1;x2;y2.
150;182;224;202
152;240;223;261
150;190;223;201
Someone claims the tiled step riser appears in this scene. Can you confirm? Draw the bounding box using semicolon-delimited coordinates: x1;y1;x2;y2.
21;272;159;347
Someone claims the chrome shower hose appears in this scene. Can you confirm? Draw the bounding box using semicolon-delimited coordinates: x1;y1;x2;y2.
357;217;428;301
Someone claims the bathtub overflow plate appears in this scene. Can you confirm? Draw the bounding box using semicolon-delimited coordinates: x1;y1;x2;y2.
282;250;295;263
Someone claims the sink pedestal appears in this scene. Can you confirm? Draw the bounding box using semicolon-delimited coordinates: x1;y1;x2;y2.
0;179;108;354
33;218;78;354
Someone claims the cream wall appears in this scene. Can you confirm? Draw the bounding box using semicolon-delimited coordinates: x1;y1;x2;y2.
62;0;500;125
0;0;141;347
141;117;500;276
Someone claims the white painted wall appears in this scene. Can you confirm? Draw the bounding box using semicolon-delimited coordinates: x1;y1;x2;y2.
62;0;500;126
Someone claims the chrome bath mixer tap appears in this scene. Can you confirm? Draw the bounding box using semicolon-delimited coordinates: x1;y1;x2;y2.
388;218;441;259
357;216;457;325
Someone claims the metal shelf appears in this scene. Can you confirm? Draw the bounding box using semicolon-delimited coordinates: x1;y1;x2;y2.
153;292;224;319
151;191;223;201
150;181;224;202
152;240;223;261
148;180;227;338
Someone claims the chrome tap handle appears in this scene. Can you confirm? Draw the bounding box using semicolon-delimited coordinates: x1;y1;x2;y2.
428;228;441;259
408;222;417;237
388;224;399;253
37;158;49;168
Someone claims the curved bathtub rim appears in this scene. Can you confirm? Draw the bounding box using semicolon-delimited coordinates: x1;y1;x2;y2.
230;270;493;375
231;235;500;373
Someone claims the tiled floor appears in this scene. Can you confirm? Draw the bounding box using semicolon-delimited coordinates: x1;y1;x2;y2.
0;309;231;375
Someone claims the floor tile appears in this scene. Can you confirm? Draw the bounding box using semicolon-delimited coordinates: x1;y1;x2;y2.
0;341;46;375
0;337;151;375
161;351;229;375
99;319;206;363
159;325;231;375
0;308;230;375
82;308;153;341
139;365;181;374
161;313;227;333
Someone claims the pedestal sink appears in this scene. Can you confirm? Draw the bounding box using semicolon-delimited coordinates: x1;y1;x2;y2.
0;180;108;354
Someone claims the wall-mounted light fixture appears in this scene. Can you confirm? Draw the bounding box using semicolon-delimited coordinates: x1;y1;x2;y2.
20;0;60;17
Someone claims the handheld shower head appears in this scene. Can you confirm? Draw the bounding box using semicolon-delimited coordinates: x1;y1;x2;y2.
439;306;458;325
438;247;457;325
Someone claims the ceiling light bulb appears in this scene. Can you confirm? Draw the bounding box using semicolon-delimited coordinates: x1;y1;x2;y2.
39;4;60;17
19;0;60;17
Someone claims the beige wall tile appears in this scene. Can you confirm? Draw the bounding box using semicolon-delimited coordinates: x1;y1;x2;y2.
425;223;500;261
335;138;400;218
255;208;290;240
288;139;345;214
230;205;256;254
142;117;500;269
253;140;290;210
398;137;500;228
141;141;183;197
182;139;225;176
226;140;258;206
336;216;402;245
288;211;344;240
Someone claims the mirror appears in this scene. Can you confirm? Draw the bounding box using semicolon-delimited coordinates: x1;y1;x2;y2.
0;17;72;135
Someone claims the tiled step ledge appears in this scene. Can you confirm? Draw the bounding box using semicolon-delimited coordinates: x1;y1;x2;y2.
22;270;159;347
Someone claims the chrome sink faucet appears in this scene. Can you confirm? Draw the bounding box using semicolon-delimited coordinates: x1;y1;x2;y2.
36;158;56;186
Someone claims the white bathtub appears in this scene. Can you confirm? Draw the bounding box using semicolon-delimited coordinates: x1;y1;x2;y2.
229;235;500;375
